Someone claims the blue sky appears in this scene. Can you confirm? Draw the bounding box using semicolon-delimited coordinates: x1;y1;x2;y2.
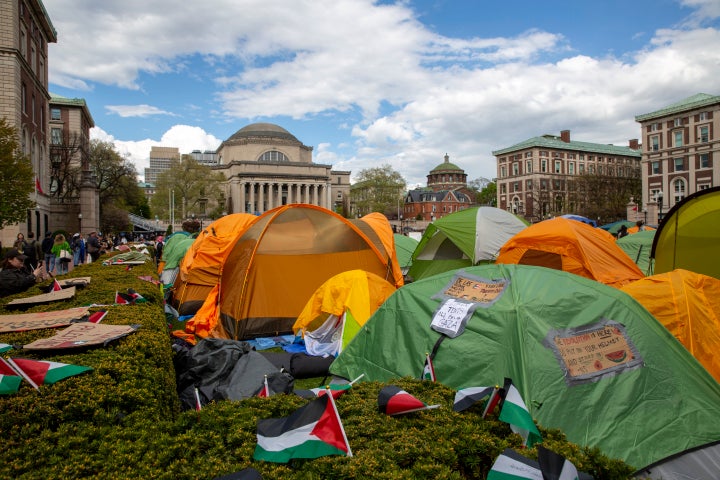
44;0;720;187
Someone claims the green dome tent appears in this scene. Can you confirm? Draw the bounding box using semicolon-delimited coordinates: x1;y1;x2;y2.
330;264;720;477
407;206;526;281
616;229;656;275
651;185;720;280
393;234;419;277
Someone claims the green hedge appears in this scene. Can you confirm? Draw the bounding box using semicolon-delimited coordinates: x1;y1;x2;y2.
0;254;636;479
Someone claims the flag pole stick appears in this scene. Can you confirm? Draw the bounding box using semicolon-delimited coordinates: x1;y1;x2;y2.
482;385;500;418
325;387;353;457
5;358;40;390
349;373;364;385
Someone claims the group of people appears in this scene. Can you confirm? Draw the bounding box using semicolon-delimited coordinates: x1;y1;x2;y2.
0;230;104;298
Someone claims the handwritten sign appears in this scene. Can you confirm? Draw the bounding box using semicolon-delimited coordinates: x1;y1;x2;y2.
22;323;138;351
431;298;476;338
546;320;643;385
440;275;507;306
6;286;76;308
0;307;90;333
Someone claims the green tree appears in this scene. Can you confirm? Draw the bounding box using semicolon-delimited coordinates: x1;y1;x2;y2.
351;164;406;217
89;139;143;232
0;118;36;228
477;182;497;206
150;154;226;223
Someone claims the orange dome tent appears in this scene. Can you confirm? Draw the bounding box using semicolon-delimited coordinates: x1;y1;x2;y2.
495;217;643;288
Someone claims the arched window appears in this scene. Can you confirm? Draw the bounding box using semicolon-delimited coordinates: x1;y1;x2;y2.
259;150;290;162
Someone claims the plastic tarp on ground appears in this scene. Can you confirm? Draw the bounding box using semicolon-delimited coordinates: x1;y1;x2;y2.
496;217;643;288
216;204;404;340
292;269;397;357
651;186;720;280
408;206;527;281
616;229;655;275
621;269;720;382
172;213;258;316
330;264;720;476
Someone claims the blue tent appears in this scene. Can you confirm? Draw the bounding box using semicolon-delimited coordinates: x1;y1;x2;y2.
559;214;597;227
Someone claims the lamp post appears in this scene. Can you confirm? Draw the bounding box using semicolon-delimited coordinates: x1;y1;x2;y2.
656;190;664;223
77;213;82;234
643;208;647;225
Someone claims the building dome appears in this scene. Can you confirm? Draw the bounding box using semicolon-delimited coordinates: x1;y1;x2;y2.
430;154;463;173
226;122;299;143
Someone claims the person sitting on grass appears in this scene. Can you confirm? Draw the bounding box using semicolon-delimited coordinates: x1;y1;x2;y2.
0;249;45;298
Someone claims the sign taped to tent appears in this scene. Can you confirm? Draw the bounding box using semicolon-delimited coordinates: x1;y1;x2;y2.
432;272;509;307
544;319;644;386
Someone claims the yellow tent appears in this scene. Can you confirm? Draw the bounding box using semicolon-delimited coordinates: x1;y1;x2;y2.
293;270;397;356
621;269;720;382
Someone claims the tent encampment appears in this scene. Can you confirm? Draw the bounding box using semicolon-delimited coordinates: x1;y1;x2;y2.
171;213;258;316
214;204;403;340
651;186;720;280
407;206;527;281
495;217;643;288
599;219;635;235
559;214;598;227
330;264;720;477
292;269;397;357
616;229;655;275
621;269;720;382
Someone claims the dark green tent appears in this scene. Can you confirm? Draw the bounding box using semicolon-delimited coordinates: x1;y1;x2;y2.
331;264;720;476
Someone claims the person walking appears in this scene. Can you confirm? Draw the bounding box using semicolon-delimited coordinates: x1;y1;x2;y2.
51;234;72;275
72;233;86;267
12;233;28;255
87;231;101;262
24;232;42;270
41;231;56;276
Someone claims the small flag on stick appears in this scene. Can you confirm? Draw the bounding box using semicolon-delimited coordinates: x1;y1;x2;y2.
482;385;504;418
498;379;542;448
537;445;594;480
421;352;436;382
6;358;92;389
487;448;542;480
256;375;271;398
0;357;23;395
378;385;440;416
453;386;495;412
194;387;203;412
52;278;63;292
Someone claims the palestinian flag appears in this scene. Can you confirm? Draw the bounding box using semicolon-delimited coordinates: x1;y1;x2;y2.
52;278;63;292
378;385;440;416
0;343;12;354
0;358;22;395
88;310;108;324
482;385;505;418
538;445;594;480
487;448;543;480
295;383;352;400
453;386;494;412
115;289;147;305
498;381;542;448
254;393;351;462
421;353;436;382
7;358;92;389
256;376;271;398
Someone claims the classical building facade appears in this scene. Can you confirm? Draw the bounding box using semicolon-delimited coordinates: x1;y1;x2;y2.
0;0;57;245
214;123;350;215
635;93;719;224
403;154;474;223
493;130;641;223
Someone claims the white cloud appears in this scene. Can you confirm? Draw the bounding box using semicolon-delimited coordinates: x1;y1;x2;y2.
105;105;176;118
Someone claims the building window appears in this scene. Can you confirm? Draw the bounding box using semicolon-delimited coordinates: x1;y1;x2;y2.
51;128;62;145
500;166;506;178
539;151;548;157
674;157;684;171
568;162;575;175
259;150;290;162
526;180;533;190
554;160;561;173
650;123;658;132
526;160;532;173
652;161;660;174
568;153;575;160
514;182;520;192
541;159;547;173
512;163;519;175
597;165;603;175
699;153;709;168
674;118;683;127
650;135;659;151
578;163;585;174
51;108;61;120
674;131;683;147
673;178;686;204
525;151;532;158
699;112;708;121
698;183;710;190
698;125;709;143
500;184;506;194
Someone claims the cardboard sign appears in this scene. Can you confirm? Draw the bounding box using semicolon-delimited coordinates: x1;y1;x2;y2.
545;319;643;386
22;322;139;351
433;273;508;307
5;286;76;309
0;307;91;333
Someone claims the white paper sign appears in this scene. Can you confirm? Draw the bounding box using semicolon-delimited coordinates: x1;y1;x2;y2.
430;298;475;338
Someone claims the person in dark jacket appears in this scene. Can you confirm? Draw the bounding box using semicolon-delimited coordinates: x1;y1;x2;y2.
87;231;102;262
0;249;44;298
41;231;56;275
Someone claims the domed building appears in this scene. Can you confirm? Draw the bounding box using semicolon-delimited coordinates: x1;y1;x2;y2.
403;154;474;223
215;123;350;215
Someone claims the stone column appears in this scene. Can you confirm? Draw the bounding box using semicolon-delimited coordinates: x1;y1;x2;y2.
248;182;255;214
258;183;265;213
239;181;246;213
